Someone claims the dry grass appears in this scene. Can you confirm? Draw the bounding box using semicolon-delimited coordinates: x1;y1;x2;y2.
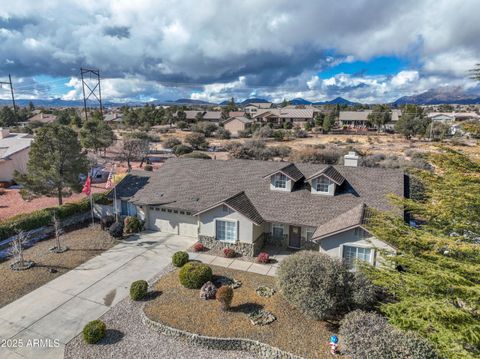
0;225;116;308
144;265;336;359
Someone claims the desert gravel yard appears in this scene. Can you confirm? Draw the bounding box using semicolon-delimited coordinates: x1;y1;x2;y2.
65;269;255;359
144;265;335;359
0;225;115;308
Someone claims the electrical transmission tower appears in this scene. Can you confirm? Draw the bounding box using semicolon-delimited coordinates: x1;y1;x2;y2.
0;74;17;122
80;67;103;121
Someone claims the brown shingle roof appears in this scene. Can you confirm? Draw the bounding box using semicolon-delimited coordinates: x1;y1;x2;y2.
116;158;404;228
263;163;304;182
306;165;345;185
312;203;366;240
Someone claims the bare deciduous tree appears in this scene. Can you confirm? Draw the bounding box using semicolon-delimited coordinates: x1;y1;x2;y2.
9;230;34;270
51;211;68;253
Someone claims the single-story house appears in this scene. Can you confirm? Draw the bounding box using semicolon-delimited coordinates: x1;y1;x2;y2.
0;128;33;183
202;111;222;122
339;111;372;128
427;112;480;122
384;109;402;131
223;117;253;136
106;155;404;268
252;108;315;125
27;113;57;124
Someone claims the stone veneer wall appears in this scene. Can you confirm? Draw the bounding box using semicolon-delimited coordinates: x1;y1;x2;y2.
199;233;265;257
141;308;304;359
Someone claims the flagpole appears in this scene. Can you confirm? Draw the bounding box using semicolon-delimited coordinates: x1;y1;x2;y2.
113;165;118;222
90;167;94;225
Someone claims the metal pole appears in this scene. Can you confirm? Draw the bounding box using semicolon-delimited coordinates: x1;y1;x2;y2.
8;74;16;122
80;68;88;122
97;70;103;119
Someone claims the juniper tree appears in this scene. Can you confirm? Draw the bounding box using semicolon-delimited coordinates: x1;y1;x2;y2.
363;149;480;359
14;123;88;205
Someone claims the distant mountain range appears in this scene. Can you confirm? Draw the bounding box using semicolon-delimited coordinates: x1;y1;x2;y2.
1;87;479;108
393;87;480;105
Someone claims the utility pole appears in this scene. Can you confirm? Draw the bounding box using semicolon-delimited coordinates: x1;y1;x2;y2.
80;67;103;122
0;74;17;122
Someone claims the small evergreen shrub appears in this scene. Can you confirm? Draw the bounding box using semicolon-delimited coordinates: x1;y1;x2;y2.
340;310;439;359
130;280;148;301
179;262;213;289
223;248;236;258
182;152;212;159
164;137;181;149
124;216;143;234
257;252;270;264
144;164;153;171
193;242;204;252
83;320;106;344
216;285;234;311
174;144;193;156
109;221;124;238
172;251;189;267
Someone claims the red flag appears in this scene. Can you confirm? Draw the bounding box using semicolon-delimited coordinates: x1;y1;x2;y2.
82;176;91;196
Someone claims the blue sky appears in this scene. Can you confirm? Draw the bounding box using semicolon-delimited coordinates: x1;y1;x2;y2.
1;0;479;103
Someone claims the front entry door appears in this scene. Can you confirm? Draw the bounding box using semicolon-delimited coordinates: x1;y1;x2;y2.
289;225;301;248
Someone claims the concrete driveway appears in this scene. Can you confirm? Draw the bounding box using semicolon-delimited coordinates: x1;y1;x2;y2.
0;231;196;359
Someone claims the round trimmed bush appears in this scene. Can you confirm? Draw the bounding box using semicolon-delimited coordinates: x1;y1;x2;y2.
276;251;353;320
144;164;153;171
193;242;204;252
257;252;270;264
109;221;124;238
216;285;234;311
83;320;106;344
124;216;143;234
130;280;148;301
179;262;213;289
340;310;439;359
172;251;189;267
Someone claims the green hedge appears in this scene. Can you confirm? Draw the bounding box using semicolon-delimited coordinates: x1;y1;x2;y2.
0;193;108;240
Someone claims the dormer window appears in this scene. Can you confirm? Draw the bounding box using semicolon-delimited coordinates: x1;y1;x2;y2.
315;176;330;193
273;173;287;189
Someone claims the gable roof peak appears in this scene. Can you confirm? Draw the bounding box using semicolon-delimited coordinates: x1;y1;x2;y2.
263;162;304;182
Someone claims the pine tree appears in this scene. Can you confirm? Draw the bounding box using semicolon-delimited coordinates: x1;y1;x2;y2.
14;123;88;205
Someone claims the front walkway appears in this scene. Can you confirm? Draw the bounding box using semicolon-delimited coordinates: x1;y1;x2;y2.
0;231;196;359
189;246;292;276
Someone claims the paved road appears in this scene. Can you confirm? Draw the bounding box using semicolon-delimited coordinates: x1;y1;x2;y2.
0;232;196;359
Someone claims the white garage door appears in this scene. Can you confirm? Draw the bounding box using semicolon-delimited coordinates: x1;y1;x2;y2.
148;208;198;237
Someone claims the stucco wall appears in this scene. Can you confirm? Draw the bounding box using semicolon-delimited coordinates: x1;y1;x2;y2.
310;176;336;195
199;205;257;243
224;119;246;136
0;147;29;182
319;227;395;266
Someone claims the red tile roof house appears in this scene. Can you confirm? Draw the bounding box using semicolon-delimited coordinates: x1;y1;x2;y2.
106;154;405;268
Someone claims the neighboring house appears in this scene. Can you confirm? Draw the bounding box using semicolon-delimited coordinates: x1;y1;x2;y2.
229;111;246;118
106;155;404;268
103;113;123;122
223;117;253;136
385;109;402;131
202;111;222;122
244;102;273;115
427;112;480;122
0;128;33;183
252;108;315;125
339;111;372;128
27;113;57;124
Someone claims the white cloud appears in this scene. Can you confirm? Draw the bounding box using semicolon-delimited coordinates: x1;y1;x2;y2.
391;71;419;87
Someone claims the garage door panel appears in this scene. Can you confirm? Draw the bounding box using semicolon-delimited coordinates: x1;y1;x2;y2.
148;210;198;237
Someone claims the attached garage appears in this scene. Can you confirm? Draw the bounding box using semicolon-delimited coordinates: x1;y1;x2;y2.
148;208;198;237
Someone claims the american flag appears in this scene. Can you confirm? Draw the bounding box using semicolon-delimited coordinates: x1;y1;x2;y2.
105;169;114;189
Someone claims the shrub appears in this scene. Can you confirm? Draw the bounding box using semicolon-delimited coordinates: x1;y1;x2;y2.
124;216;143;234
223;248;236;258
273;130;285;141
351;272;379;310
176;121;188;130
164;137;181;149
109;221;124;238
185;132;208;150
193;242;204;252
100;215;115;230
340;310;439;359
144;164;153;171
216;128;231;139
130;280;148;301
172;251;189;267
253;126;273;138
83;320;106;344
276;251;353;320
173;144;193;156
179;262;213;289
257;252;270;264
216;285;234;311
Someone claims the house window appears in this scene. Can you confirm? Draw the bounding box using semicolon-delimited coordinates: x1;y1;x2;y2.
161;208;166;212
173;210;178;214
343;245;372;269
315;176;330;193
180;211;185;215
121;201;137;216
273;173;287;189
272;224;284;239
216;220;237;242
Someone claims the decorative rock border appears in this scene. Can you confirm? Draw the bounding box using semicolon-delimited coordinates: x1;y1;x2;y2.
141;308;304;359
